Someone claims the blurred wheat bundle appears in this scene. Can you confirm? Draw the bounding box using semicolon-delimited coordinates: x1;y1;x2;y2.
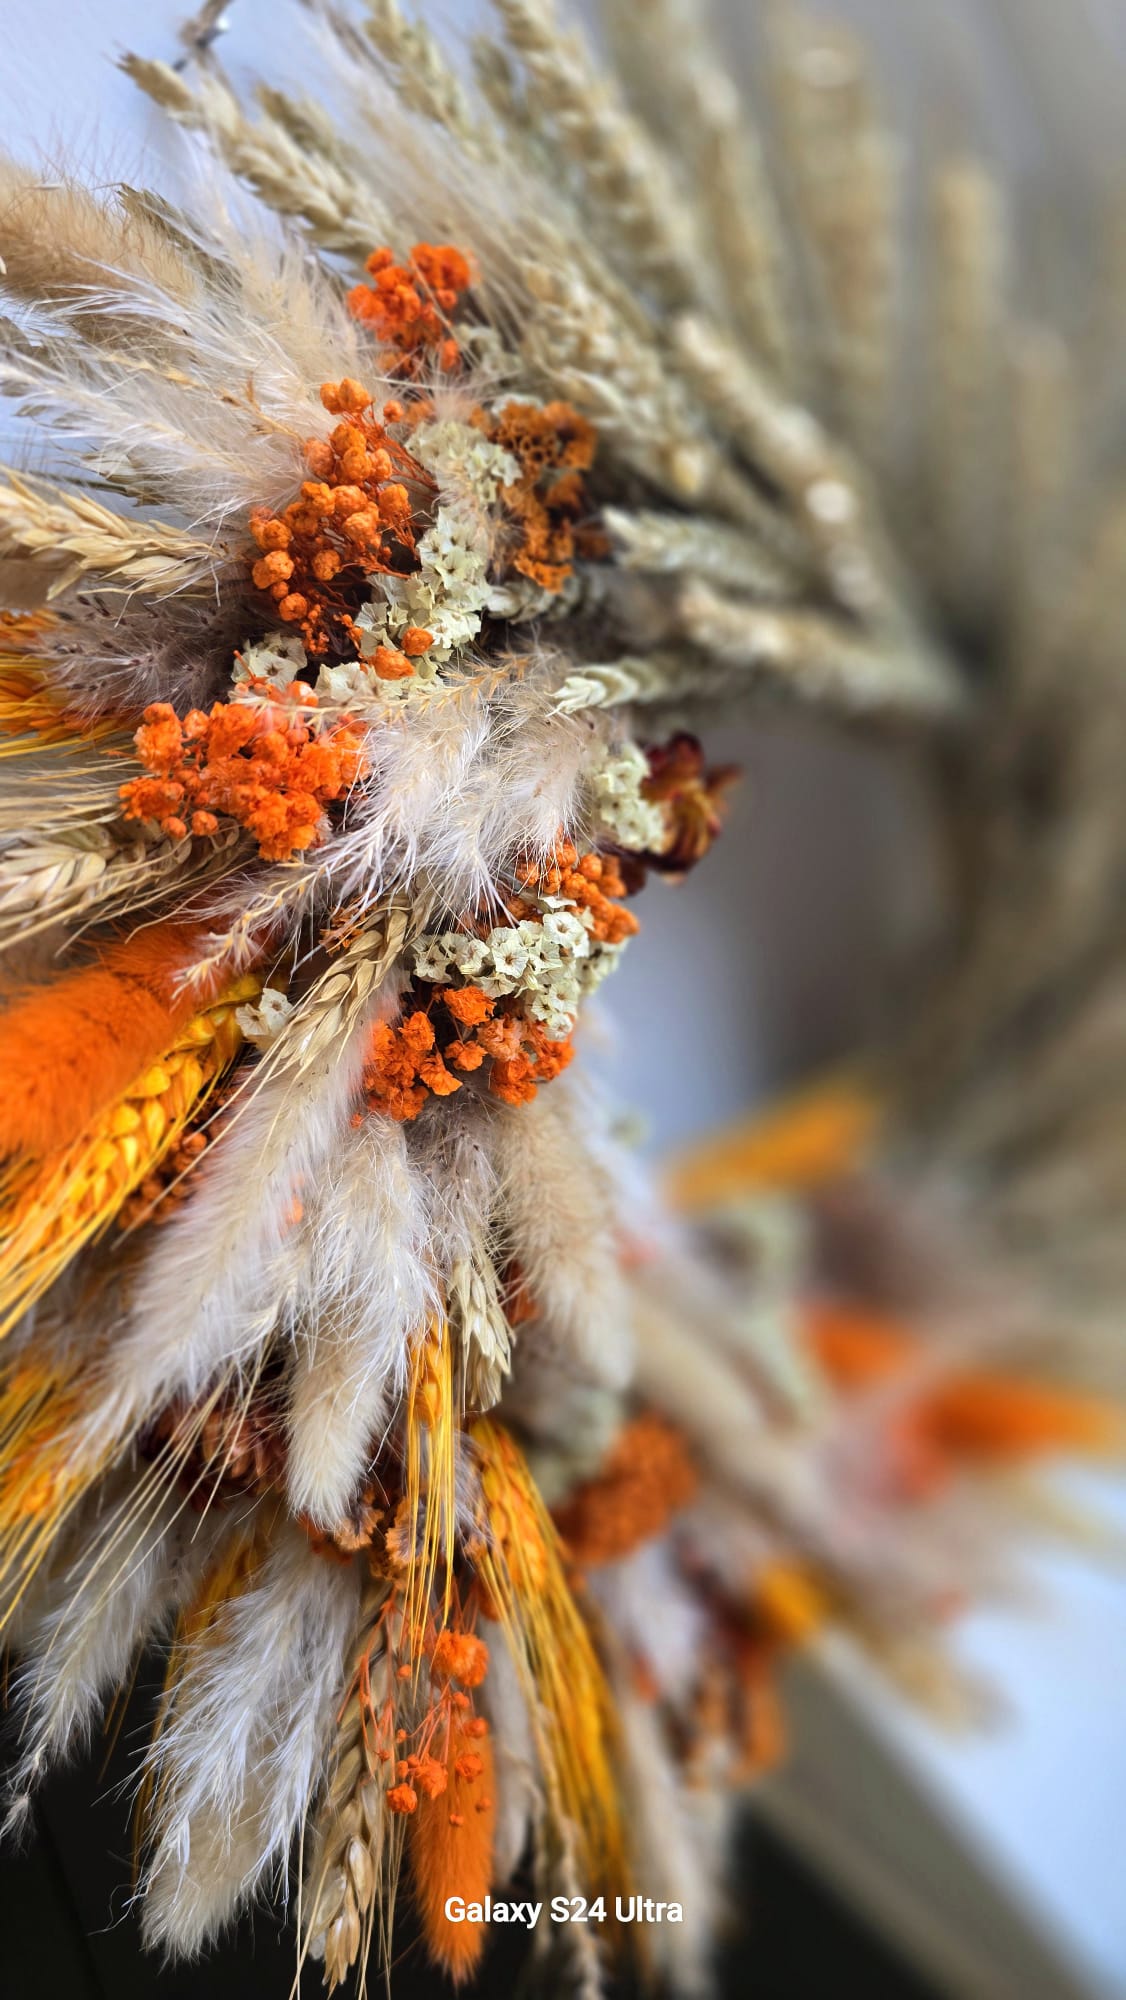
1;0;1125;1992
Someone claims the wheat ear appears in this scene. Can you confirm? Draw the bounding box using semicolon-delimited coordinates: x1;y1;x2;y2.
0;975;261;1338
0;471;226;600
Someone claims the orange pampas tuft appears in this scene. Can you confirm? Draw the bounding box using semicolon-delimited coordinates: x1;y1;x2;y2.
408;1727;495;1983
0;921;224;1160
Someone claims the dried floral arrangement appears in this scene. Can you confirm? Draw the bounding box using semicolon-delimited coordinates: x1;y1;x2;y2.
1;0;1125;1992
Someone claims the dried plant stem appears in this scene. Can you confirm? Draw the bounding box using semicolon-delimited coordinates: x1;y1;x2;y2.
364;0;491;151
927;159;1009;624
679;583;964;721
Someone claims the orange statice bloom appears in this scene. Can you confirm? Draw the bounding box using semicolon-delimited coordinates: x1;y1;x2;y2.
430;1629;489;1688
248;378;433;658
120;690;366;860
362;989;574;1121
348;244;473;375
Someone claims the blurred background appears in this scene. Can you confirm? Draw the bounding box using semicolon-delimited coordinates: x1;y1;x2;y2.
4;2;1126;1995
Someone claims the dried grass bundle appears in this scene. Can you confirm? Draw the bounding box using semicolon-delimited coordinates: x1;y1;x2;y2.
1;2;1124;1993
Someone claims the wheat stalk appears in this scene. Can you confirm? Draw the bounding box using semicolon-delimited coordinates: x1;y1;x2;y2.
449;1245;511;1410
678;583;965;721
268;897;418;1082
549;655;685;716
770;16;900;464
363;0;490;151
604;505;798;598
0;665;121;757
0;472;226;601
600;0;798;380
0;974;262;1339
926;158;1010;623
303;1576;393;1990
494;0;711;315
123;57;389;259
0;824;242;944
0;827;114;919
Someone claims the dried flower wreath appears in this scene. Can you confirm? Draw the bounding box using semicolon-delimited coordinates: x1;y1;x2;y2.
0;1;1124;1993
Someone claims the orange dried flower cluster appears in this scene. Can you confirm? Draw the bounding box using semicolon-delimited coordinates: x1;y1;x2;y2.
553;1414;699;1568
120;687;366;860
513;838;640;945
347;244;473;375
481;400;602;593
248;378;433;658
430;1629;489;1688
389;1624;492;1822
362;987;573;1122
361;839;640;1122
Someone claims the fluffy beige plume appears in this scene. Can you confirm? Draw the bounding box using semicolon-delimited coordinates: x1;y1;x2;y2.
140;1524;362;1954
493;1085;631;1391
478;1614;540;1884
0;160;195;323
86;991;379;1449
4;1474;229;1830
287;1114;432;1525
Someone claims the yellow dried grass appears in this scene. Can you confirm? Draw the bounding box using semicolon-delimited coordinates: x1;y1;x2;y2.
0;972;262;1338
471;1417;628;1901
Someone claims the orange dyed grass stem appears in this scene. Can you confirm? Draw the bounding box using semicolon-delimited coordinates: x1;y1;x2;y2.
0;919;238;1162
807;1299;1122;1468
404;1319;457;1648
0;973;260;1339
407;1730;495;1985
665;1074;882;1212
0;1352;107;1628
471;1418;628;1906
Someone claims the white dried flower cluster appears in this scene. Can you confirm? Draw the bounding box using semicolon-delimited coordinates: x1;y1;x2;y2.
587;738;668;853
410;901;625;1040
235;984;296;1049
231;631;309;688
354;418;519;668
